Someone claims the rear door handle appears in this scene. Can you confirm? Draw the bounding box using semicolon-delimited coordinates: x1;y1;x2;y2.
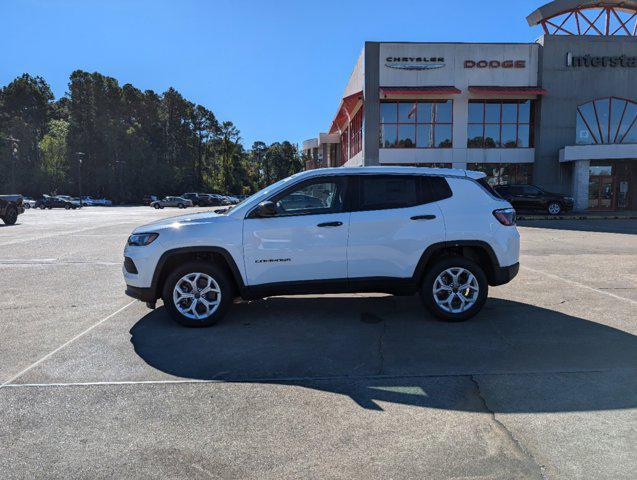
410;215;436;220
317;221;343;227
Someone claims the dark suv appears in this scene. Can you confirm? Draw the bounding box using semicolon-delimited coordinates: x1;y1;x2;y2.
494;184;574;215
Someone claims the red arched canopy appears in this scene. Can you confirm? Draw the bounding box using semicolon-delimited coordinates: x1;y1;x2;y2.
527;0;637;35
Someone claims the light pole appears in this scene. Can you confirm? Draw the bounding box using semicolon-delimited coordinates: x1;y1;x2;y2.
76;152;85;206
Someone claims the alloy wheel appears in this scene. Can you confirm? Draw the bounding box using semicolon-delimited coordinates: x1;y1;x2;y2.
548;203;561;215
173;272;221;320
433;267;479;314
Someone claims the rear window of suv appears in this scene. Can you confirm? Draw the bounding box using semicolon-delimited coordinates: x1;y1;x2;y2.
357;175;452;211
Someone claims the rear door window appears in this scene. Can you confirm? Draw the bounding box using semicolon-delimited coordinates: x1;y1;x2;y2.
357;175;451;211
359;176;419;211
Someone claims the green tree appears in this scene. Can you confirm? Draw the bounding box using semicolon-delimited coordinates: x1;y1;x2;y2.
0;74;54;194
38;119;69;193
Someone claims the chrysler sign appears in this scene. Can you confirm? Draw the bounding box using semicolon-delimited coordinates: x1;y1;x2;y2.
385;56;445;70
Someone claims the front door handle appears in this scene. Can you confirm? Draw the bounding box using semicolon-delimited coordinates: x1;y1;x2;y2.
317;221;343;227
410;215;436;220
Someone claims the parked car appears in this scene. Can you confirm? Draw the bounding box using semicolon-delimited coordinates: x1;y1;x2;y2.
124;167;520;327
22;196;36;209
81;196;97;206
0;195;25;225
223;195;240;204
182;193;211;207
150;196;193;209
143;195;159;205
56;195;83;208
493;184;574;215
92;197;113;206
199;194;228;206
36;195;81;210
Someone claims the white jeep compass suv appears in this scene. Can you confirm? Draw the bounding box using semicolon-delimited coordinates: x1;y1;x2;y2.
123;167;519;326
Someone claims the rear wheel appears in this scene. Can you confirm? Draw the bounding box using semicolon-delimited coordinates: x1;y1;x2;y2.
547;202;562;215
420;256;488;322
162;261;234;327
39;204;46;210
178;203;185;209
153;203;160;209
1;206;18;225
64;204;71;210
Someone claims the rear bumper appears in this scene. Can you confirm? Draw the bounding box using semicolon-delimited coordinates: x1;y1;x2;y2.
490;262;519;286
125;285;156;302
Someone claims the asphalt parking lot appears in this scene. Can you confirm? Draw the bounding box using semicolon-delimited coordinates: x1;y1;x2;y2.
1;207;636;479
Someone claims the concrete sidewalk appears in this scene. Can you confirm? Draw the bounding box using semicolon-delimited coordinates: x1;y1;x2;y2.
517;210;637;221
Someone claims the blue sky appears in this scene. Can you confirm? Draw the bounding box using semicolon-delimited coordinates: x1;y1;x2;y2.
1;0;547;146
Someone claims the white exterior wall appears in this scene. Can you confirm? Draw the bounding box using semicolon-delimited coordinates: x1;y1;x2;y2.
376;43;540;166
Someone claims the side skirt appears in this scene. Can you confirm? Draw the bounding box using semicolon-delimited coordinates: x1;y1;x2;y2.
241;277;417;300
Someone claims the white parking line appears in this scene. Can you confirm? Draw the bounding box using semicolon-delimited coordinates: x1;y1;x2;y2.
521;265;637;305
2;367;632;389
0;300;137;389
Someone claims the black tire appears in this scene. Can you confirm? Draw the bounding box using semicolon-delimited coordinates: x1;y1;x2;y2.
547;202;562;215
153;203;160;209
162;261;234;327
178;203;185;209
39;204;46;210
24;203;31;209
64;204;71;210
1;207;18;225
420;256;488;322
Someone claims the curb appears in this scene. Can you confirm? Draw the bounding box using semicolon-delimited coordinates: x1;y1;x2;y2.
517;214;637;221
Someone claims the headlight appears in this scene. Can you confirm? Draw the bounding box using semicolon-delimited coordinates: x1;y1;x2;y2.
127;232;159;246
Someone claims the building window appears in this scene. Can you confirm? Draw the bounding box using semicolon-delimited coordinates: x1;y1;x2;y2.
349;107;363;158
467;100;534;148
339;128;348;166
576;97;637;145
468;163;533;186
380;100;453;149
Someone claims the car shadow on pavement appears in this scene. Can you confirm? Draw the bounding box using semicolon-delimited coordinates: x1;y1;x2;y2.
130;295;637;412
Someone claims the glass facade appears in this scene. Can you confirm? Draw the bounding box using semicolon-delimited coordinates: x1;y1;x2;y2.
349;107;363;158
576;97;637;145
467;100;534;148
468;163;533;186
380;101;453;148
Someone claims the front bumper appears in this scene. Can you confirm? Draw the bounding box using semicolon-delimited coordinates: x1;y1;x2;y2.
490;262;519;286
125;285;157;302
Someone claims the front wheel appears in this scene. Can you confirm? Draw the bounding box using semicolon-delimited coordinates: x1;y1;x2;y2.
420;256;488;322
163;262;234;327
178;203;185;209
24;203;31;209
1;207;18;225
547;202;562;215
64;204;71;210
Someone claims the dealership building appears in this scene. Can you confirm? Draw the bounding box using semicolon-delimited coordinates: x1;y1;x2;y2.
302;0;637;211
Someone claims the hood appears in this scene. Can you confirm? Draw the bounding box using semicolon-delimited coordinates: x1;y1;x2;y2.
133;210;225;233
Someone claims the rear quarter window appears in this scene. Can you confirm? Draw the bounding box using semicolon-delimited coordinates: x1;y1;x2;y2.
476;178;503;199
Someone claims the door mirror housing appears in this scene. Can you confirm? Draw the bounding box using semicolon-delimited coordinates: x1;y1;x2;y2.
256;201;277;217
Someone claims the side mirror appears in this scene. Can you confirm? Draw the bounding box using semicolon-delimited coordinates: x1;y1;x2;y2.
256;201;277;217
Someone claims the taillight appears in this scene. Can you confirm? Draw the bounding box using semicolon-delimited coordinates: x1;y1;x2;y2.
493;208;516;226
